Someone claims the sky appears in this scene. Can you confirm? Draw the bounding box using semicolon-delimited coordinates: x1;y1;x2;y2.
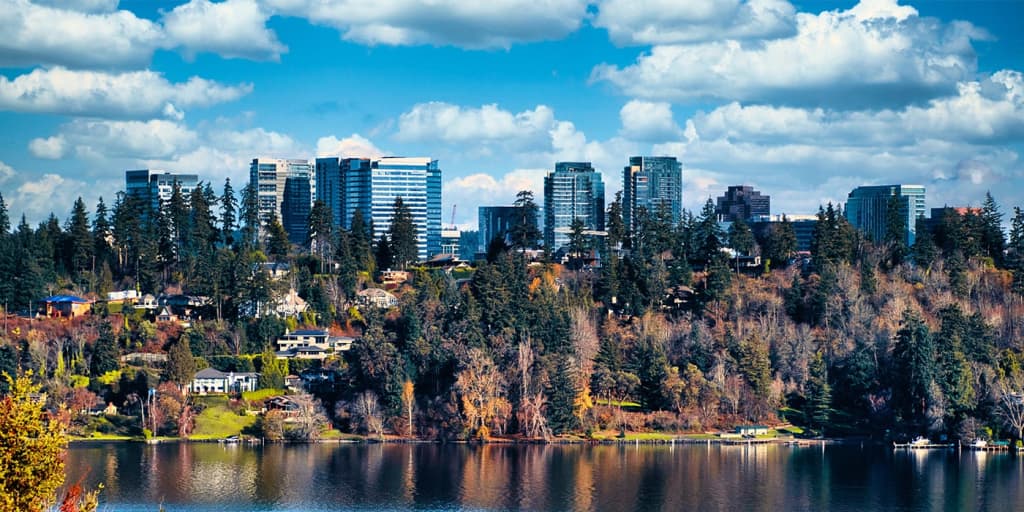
0;0;1022;229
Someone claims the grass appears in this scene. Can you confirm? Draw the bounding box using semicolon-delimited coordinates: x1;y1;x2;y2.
593;398;642;408
190;405;257;440
590;431;676;441
72;433;135;441
777;425;804;435
242;388;285;402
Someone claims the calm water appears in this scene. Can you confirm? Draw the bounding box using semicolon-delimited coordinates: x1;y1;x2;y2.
65;442;1024;511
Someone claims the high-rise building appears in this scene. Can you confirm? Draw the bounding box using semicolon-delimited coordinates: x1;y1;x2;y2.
340;157;442;261
315;157;374;229
477;206;518;251
124;169;198;211
544;162;605;251
622;156;682;233
845;184;926;245
250;158;315;241
715;185;770;223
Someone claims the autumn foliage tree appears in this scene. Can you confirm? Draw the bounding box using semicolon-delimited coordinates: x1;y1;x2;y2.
0;374;68;512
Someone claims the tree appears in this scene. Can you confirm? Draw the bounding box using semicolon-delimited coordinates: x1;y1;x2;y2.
351;391;384;439
166;336;196;391
912;217;938;269
258;350;286;390
0;373;68;512
374;233;394;272
307;199;333;262
996;381;1024;441
401;379;415;438
882;195;908;268
220;178;237;247
89;323;119;377
455;348;508;438
606;192;626;250
265;212;290;260
694;198;723;263
0;193;9;235
728;217;755;271
66;197;93;276
761;217;797;270
509;190;541;252
566;217;590;268
388;196;418;268
239;181;261;251
979;191;1005;265
805;352;831;433
892;310;935;426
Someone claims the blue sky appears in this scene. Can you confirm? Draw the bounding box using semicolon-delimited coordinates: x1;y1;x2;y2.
1;0;1022;228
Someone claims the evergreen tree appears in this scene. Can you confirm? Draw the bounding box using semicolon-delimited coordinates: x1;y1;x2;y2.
509;190;541;252
728;217;755;271
805;351;832;433
166;335;196;389
220;178;237;247
307;199;333;261
167;181;189;259
761;216;797;270
546;354;580;434
66;197;93;276
265;211;290;260
92;197;112;271
859;257;877;296
0;193;8;235
375;233;394;272
388;196;418;268
350;209;373;272
258;350;286;389
980;192;1005;265
694;198;723;263
566;217;589;268
883;195;908;268
947;250;968;297
239;181;260;251
892;310;935;427
1009;207;1024;294
606;192;626;250
89;323;119;377
912;217;938;269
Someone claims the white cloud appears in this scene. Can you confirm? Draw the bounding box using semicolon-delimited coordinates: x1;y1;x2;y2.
592;0;985;108
163;0;287;62
263;0;588;48
0;161;14;184
397;102;556;146
0;0;164;69
53;119;198;160
316;134;384;158
32;0;120;13
8;172;92;224
28;136;67;159
619;100;681;141
0;67;252;119
444;168;548;224
594;0;796;46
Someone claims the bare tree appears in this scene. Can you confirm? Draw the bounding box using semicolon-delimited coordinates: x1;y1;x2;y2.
455;348;509;438
352;391;385;439
996;382;1024;441
289;393;329;441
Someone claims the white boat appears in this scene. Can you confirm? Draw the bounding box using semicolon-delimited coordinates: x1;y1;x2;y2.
910;436;929;446
970;439;988;448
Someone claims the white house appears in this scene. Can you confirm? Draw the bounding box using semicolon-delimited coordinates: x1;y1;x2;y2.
275;329;354;360
189;368;260;394
357;288;397;308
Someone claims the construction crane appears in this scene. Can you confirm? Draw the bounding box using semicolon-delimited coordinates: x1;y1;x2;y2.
449;204;457;230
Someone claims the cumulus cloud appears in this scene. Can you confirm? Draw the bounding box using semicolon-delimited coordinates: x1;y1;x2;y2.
316;134;385;158
397;102;555;147
594;0;796;46
444;169;548;224
163;0;287;61
6;172;93;224
0;161;14;184
0;67;252;119
32;0;120;13
0;0;164;69
619;100;682;141
592;0;985;109
28;136;67;159
263;0;588;48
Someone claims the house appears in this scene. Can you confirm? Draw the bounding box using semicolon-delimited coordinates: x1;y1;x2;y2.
380;269;411;286
254;261;291;280
285;374;304;392
275;329;355;360
41;295;92;318
274;288;308;317
120;352;168;366
136;294;158;310
265;396;300;417
106;290;139;304
156;306;185;325
735;425;770;437
189;368;260;394
357;288;397;308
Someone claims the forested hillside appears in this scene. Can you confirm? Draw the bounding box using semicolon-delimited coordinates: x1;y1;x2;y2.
2;185;1024;442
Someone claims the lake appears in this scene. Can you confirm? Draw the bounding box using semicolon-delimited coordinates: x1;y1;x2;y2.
65;442;1024;511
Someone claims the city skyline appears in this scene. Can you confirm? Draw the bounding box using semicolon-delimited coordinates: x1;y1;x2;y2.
0;0;1022;228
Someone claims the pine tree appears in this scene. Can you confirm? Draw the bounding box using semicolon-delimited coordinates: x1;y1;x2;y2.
728;217;755;271
912;217;938;269
761;216;797;270
546;354;580;434
239;181;260;251
0;192;9;235
805;352;832;433
893;310;935;427
92;197;112;271
388;196;418;268
66;197;93;276
883;195;908;268
375;233;394;272
566;217;589;268
265;211;290;260
89;323;119;377
350;209;373;272
307;199;333;261
258;350;286;390
220;178;237;247
695;198;723;263
980;192;1005;265
509;190;541;252
166;335;196;390
606;192;626;250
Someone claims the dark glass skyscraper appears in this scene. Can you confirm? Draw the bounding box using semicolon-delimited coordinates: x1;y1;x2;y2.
622;156;682;234
281;175;311;244
845;184;926;245
715;185;770;222
544;162;605;251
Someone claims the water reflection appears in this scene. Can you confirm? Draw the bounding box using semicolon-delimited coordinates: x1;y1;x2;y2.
64;443;1023;512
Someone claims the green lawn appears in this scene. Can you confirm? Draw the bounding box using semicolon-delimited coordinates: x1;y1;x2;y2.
593;399;642;408
191;406;257;440
590;431;676;441
242;388;285;402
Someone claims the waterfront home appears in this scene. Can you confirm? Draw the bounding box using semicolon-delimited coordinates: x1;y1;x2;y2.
189;368;260;394
736;425;770;436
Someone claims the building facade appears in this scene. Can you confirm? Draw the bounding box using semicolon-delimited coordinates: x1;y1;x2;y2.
477;206;518;252
544;162;605;251
124;169;199;211
845;185;926;245
716;185;770;223
249;158;315;239
750;214;819;253
315;157;374;230
338;157;442;260
622;156;682;233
